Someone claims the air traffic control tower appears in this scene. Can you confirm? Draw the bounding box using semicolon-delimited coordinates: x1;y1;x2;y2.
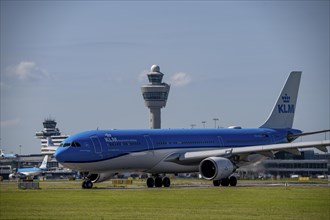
141;65;170;129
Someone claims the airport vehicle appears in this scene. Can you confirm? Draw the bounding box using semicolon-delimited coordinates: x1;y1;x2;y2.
11;155;49;178
55;71;330;189
0;149;17;159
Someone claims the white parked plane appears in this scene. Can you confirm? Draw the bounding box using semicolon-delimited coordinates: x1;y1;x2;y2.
55;71;330;189
0;149;17;159
11;155;48;179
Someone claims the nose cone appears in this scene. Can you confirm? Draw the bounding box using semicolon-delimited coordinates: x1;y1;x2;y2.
54;147;67;163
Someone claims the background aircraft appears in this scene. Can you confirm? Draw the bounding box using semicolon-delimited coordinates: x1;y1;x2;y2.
55;71;330;189
10;155;48;179
0;149;17;159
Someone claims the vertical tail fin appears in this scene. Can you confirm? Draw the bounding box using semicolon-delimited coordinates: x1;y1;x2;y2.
39;155;48;169
260;71;302;129
46;137;54;146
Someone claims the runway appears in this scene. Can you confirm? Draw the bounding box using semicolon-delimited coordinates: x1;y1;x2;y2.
34;179;329;190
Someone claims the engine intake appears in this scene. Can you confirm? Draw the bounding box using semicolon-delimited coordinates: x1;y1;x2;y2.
86;172;114;183
199;157;234;180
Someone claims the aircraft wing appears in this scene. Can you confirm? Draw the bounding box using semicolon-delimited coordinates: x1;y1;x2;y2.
166;140;330;165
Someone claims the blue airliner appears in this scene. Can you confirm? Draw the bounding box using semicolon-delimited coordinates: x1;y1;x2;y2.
55;71;330;189
13;155;48;178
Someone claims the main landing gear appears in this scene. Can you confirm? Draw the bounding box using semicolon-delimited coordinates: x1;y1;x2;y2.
147;176;171;188
213;176;237;187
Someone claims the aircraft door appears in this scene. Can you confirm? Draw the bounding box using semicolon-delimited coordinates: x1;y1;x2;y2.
217;136;224;147
91;136;102;153
144;135;154;152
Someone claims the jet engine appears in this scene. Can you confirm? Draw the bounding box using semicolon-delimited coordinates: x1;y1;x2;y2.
199;157;234;180
86;172;115;183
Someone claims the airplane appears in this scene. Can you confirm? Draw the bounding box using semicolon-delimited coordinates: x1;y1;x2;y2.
11;155;49;179
54;71;330;189
0;149;17;159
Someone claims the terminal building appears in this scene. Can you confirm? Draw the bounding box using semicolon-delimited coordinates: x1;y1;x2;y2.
262;150;329;177
237;150;330;179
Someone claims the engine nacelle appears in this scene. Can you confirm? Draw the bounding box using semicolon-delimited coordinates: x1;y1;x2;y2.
86;172;114;183
199;157;234;180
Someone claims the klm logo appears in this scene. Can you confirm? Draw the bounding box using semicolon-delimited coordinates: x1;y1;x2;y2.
278;104;295;113
278;93;295;113
282;93;290;103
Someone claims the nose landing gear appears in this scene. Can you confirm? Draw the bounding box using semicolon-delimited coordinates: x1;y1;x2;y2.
82;179;93;189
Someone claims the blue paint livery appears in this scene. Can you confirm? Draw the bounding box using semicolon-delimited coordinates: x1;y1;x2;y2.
55;128;301;163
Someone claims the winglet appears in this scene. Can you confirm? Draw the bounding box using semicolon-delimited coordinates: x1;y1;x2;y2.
260;71;302;129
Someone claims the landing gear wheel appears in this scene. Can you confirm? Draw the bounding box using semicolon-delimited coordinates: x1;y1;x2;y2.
213;180;221;187
155;177;163;187
86;180;93;189
229;176;237;186
147;177;155;188
162;177;171;187
221;178;230;186
82;180;93;189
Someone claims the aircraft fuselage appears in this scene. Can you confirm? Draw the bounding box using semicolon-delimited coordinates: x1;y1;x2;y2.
55;128;300;174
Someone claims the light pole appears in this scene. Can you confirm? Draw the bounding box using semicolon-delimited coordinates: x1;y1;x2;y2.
202;121;206;128
213;118;219;128
19;145;22;155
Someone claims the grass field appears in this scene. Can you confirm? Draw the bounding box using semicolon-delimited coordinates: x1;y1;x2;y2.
0;180;329;220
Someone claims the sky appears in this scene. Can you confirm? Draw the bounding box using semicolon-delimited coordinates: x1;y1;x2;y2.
1;1;329;154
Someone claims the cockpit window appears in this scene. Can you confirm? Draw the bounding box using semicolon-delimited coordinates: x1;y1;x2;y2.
63;143;71;147
59;142;81;147
71;142;81;147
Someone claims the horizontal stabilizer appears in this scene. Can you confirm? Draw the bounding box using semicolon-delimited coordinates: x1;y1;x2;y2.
289;129;330;139
315;146;328;153
259;151;275;158
284;148;301;156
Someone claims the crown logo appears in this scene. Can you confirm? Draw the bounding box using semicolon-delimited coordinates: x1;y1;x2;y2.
282;93;290;103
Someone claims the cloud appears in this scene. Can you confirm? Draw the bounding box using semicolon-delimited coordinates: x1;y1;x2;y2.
170;72;192;87
138;70;149;83
137;70;192;87
7;61;49;80
0;118;20;128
